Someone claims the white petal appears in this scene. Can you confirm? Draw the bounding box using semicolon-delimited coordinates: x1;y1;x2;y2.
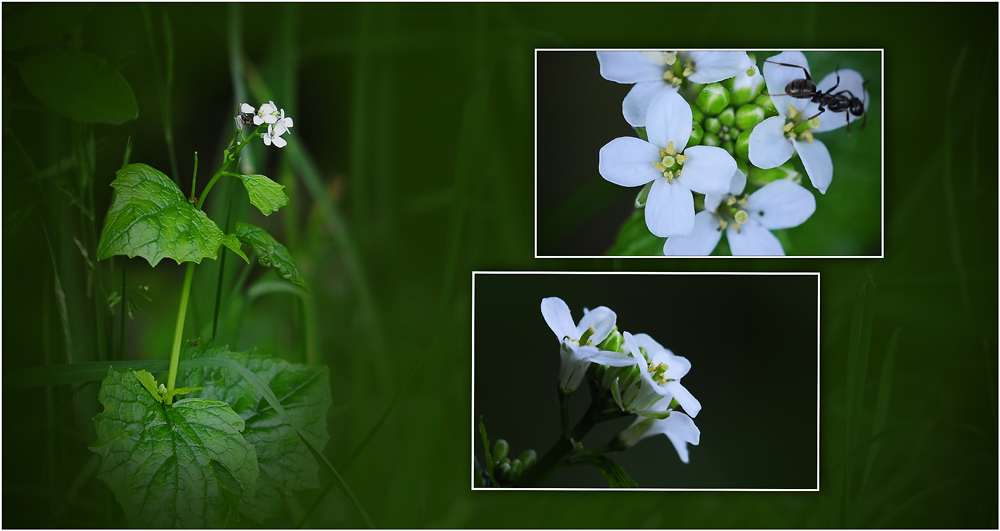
645;177;694;238
748;116;795;169
746;179;816;230
597;51;666;83
264;114;279;125
622;331;642;357
240;103;255;113
541;297;577;339
727;220;785;256
598;137;662;187
272;135;287;148
663;210;723;256
262;134;272;146
704;193;725;214
282;116;294;129
253;115;264;126
728;168;747;195
559;344;590;392
763;51;811;117
622;81;675;128
663;381;701;418
587;350;640;368
660;412;700;463
577;306;616;344
792;138;833;194
676;146;736;195
632;333;667;356
645;90;692;152
806;69;869;133
686;51;753;84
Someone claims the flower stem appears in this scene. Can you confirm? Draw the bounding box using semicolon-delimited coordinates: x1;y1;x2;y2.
197;128;260;210
166;262;195;396
558;387;571;437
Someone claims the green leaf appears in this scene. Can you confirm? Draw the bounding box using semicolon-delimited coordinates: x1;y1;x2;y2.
98;164;225;266
2;3;93;50
19;50;138;124
222;234;250;263
234;222;306;288
607;210;665;256
90;368;259;528
181;344;331;523
588;455;639;488
478;416;498;487
235;174;290;216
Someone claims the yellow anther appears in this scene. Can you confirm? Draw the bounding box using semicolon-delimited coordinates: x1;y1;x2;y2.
787;105;800;120
663;70;675;81
665;142;677;156
800;131;815;144
676;169;682;177
659;148;668;158
670;77;683;87
718;219;728;230
663;170;674;182
653;162;666;171
726;195;737;206
682;66;694;77
782;122;795;133
675;154;687;164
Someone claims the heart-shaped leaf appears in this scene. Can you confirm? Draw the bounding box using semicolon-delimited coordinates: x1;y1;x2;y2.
235;174;290;216
20;49;138;124
90;368;259;528
98;164;225;266
234;222;305;288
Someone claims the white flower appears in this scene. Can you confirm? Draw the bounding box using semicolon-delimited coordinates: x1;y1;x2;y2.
599;90;736;237
749;51;835;193
621;331;701;418
597;51;754;127
663;173;816;256
541;297;636;392
618;398;700;463
262;123;287;148
253;100;279;126
240;102;256;114
274;109;294;135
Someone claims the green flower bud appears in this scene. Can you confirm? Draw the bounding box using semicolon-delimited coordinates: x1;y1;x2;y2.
718;107;735;127
492;439;509;462
735;129;751;160
735;158;748;176
517;449;537;470
749;163;799;185
735;104;766;131
495;461;511;481
509;459;523;480
635;181;652;208
597;330;623;352
696;83;731;116
754;93;779;118
721;141;734;156
690;103;705;124
704;117;721;134
701;132;720;147
729;65;764;106
721;76;735;90
688;122;704;148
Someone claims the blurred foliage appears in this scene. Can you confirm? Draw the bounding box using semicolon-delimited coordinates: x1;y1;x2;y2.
2;2;997;529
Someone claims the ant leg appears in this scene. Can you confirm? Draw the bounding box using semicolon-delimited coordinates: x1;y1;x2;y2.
861;80;870;129
825;67;841;94
803;105;826;123
763;59;812;81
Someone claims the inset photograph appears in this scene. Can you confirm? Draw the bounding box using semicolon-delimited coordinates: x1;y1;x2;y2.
535;49;883;257
473;272;819;490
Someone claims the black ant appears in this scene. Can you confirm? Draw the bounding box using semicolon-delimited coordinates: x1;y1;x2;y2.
765;59;869;133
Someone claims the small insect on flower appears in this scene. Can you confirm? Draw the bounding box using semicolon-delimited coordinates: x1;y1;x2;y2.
235;103;256;129
764;57;869;133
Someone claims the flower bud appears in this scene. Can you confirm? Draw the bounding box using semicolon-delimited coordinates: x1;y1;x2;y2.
690;104;705;124
635;181;652;208
617;417;656;449
721;141;734;156
718;107;735;127
695;83;731;116
597;330;623;352
735;158;748;176
735;104;766;131
688;122;704;148
509;459;523;480
703;117;721;135
729;65;764;106
749;163;799;184
492;439;509;462
754;94;779;118
495;461;511;481
701;132;720;147
517;449;537;470
735;129;751;160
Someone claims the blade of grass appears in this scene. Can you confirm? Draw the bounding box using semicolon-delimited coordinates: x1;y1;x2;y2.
940;44;969;312
350;4;372;245
858;326;902;501
843;270;876;526
139;4;178;183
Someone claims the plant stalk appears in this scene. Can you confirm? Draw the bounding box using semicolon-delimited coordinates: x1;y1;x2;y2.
166;262;195;395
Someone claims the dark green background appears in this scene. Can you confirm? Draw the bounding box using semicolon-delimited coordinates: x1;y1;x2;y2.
3;2;997;528
475;273;819;489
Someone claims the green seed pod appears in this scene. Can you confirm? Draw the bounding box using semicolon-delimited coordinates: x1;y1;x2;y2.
688;122;704;148
755;93;779;118
704;117;721;134
722;141;734;156
517;449;537;470
701;132;720;147
735;129;751;160
696;83;731;116
735;104;766;131
729;65;764;106
492;439;509;462
690;103;705;124
718;107;735;127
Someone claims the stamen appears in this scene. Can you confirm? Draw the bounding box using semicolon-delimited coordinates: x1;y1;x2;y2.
653;162;666;172
665;142;677;156
675;154;687;164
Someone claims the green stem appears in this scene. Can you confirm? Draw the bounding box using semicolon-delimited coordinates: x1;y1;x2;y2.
559;387;571;437
197;130;260;210
212;183;237;339
119;260;126;361
166;262;195;395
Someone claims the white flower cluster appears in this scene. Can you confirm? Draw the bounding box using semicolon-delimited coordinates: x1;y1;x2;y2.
237;101;295;148
596;50;869;256
541;297;701;463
